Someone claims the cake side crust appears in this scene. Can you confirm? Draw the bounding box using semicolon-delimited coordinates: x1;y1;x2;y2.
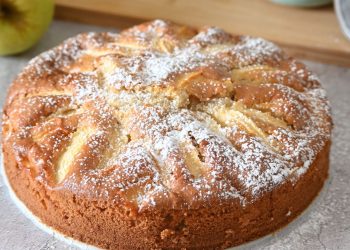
2;138;330;249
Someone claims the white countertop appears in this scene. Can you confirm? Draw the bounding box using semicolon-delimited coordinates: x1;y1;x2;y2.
1;20;350;250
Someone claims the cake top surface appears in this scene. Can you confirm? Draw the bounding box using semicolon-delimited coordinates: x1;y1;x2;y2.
2;20;332;211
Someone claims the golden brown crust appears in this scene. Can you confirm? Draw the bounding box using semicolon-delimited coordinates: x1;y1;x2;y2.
2;20;332;249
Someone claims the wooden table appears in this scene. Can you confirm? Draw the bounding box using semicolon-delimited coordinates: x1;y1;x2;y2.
55;0;350;67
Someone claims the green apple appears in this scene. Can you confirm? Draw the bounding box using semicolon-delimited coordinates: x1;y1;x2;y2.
0;0;54;55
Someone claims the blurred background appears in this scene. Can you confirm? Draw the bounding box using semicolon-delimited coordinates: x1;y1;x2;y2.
54;0;350;67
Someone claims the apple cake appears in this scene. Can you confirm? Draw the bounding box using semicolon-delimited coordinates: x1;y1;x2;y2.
2;20;332;249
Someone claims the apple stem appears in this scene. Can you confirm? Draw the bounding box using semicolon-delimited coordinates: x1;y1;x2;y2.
0;2;18;20
0;2;6;18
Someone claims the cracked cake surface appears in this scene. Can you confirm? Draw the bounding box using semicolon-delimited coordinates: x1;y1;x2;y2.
2;20;332;249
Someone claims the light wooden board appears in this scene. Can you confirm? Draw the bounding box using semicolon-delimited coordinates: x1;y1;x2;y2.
55;0;350;67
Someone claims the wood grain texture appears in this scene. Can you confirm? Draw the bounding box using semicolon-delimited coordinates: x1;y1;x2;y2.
55;6;145;29
54;0;350;66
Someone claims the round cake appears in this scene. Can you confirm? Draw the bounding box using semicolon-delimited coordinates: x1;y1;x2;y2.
2;20;332;249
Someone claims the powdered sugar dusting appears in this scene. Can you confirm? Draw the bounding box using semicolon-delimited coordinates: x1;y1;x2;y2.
5;20;332;211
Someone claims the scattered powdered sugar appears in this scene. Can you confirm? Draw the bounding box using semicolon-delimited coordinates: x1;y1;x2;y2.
23;35;84;77
193;27;233;44
8;20;332;210
230;36;282;67
103;44;210;89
